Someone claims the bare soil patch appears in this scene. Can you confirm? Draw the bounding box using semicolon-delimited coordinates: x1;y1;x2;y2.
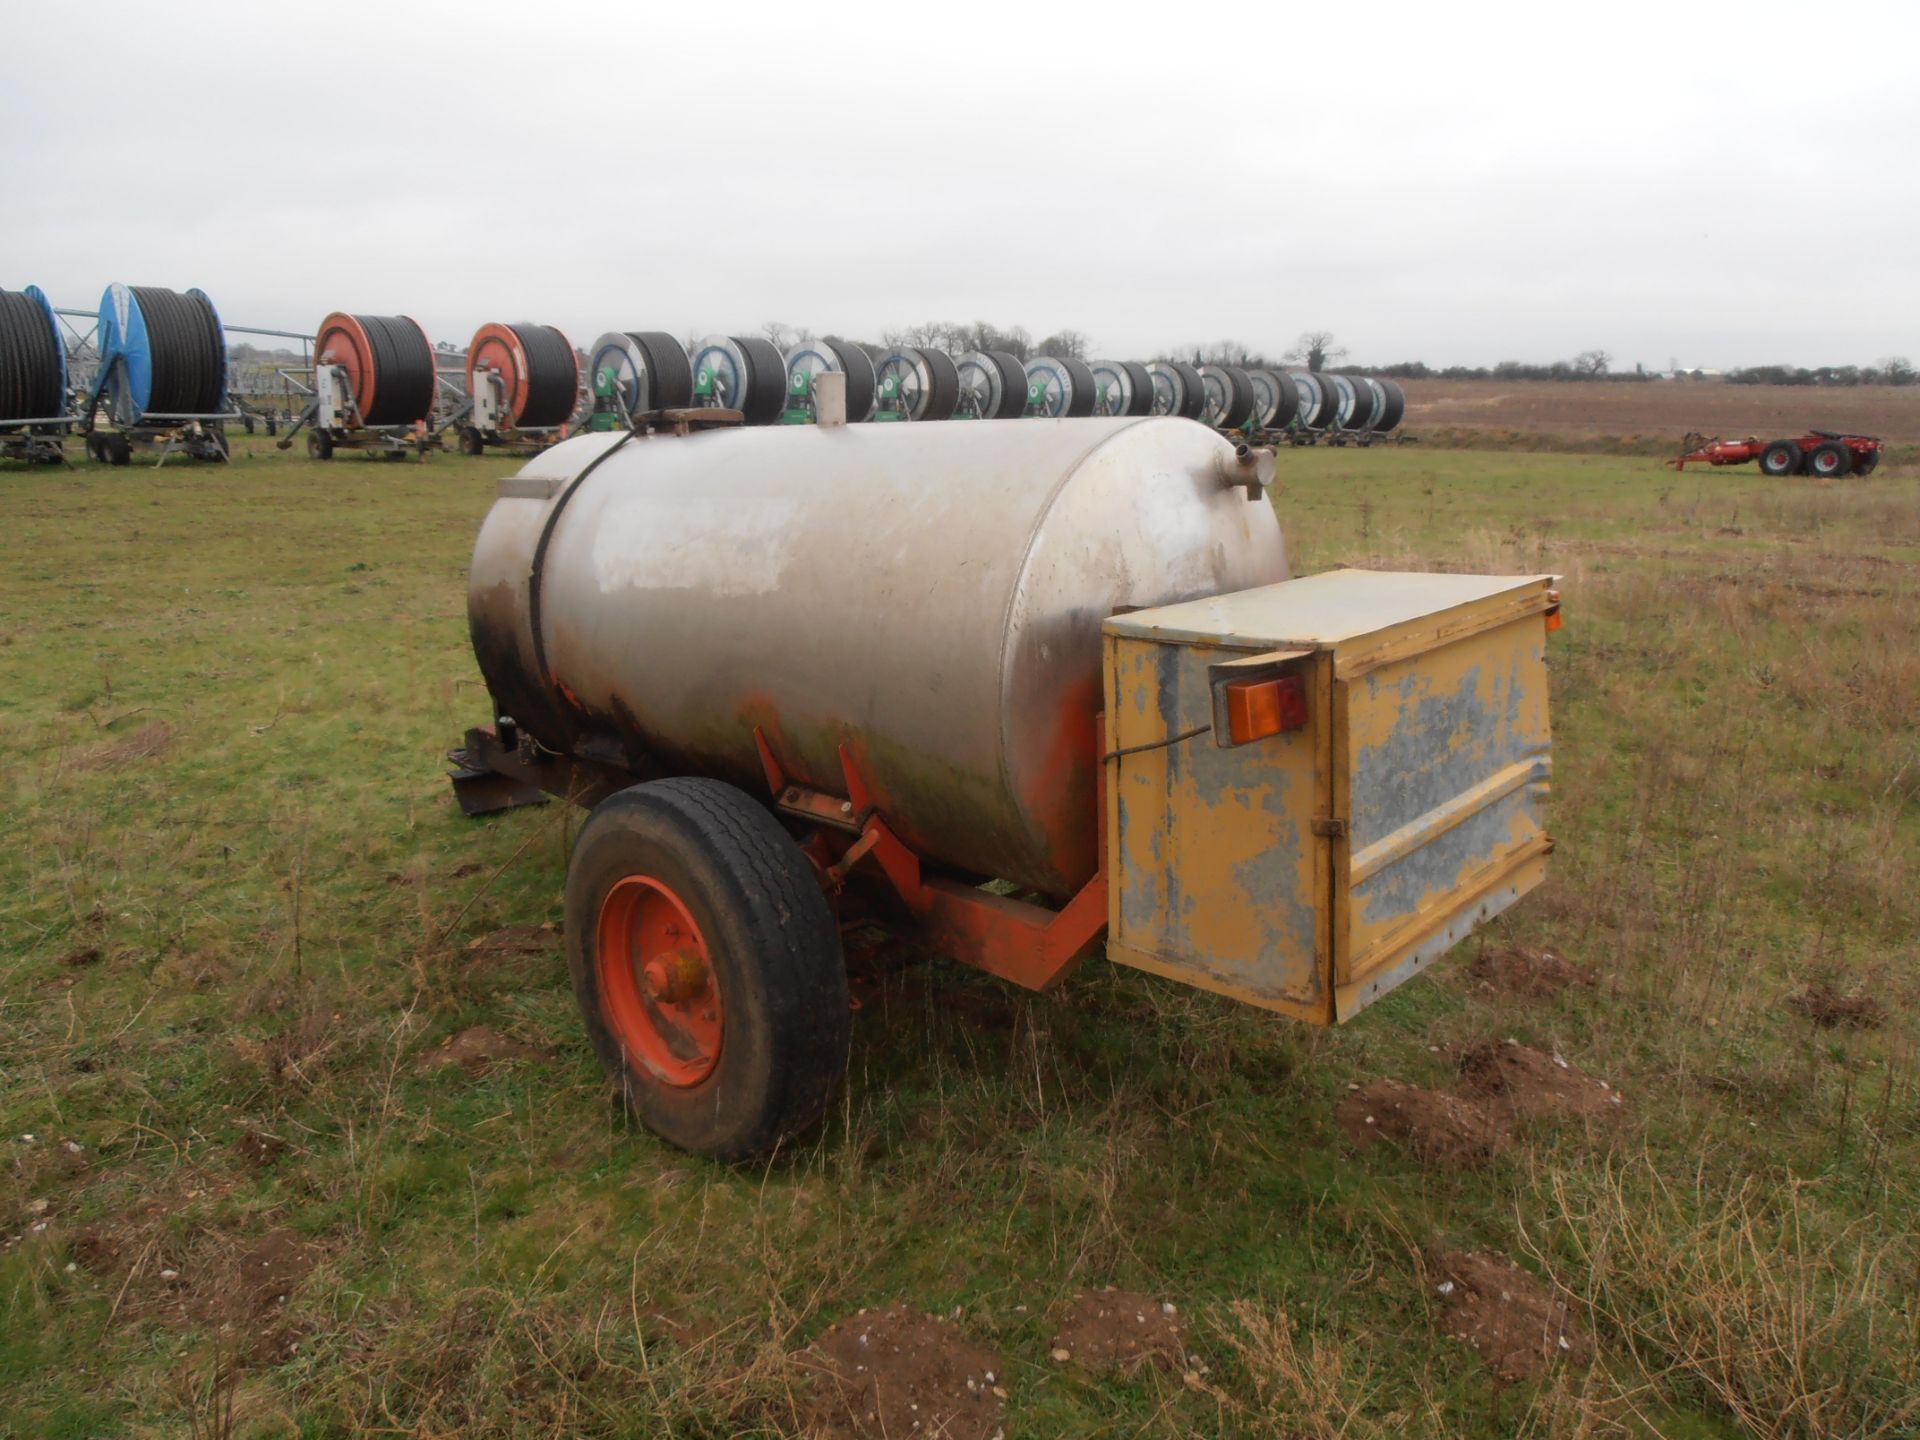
1335;1079;1511;1168
1400;378;1920;446
70;1216;317;1366
1788;983;1885;1030
232;1130;289;1169
1432;1250;1588;1382
798;1302;1005;1440
416;1024;544;1075
1048;1288;1184;1375
73;720;174;772
1456;1041;1625;1124
1468;944;1593;999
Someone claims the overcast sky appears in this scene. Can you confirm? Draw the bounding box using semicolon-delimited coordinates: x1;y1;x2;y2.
4;0;1915;371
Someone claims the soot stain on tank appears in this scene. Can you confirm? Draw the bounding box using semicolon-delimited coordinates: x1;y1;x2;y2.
468;580;567;745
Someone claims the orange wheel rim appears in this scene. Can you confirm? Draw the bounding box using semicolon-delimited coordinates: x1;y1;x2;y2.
596;876;723;1087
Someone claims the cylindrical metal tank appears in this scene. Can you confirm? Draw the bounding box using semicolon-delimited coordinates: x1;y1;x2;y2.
469;417;1288;899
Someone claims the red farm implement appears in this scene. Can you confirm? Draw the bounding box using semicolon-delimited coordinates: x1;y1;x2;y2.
1671;428;1884;478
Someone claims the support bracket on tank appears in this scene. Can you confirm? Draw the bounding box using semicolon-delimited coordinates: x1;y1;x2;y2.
750;724;1111;993
448;724;632;816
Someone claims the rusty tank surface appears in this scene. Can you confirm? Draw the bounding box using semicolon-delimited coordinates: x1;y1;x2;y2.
467;415;1287;900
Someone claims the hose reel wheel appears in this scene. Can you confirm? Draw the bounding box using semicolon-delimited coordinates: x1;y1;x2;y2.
955;350;1028;419
1199;365;1257;429
0;285;65;424
1360;378;1387;432
1089;359;1154;417
1146;361;1206;420
1247;368;1294;429
96;283;228;422
1333;374;1377;431
691;334;790;425
1023;355;1097;418
874;347;961;422
467;322;579;430
589;331;694;419
1372;378;1406;433
784;338;876;421
314;312;437;428
1290;371;1335;429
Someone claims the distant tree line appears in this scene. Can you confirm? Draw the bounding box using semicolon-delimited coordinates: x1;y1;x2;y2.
1359;352;1645;382
1723;359;1915;387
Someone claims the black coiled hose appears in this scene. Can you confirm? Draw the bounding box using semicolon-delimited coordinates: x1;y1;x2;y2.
508;324;578;429
0;289;64;422
131;286;225;415
355;315;435;426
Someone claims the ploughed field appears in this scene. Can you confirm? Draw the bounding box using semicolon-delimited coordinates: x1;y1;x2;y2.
1401;377;1920;453
1;437;1916;1437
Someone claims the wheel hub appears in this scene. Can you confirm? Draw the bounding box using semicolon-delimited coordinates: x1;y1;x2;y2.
596;876;723;1087
643;950;710;1004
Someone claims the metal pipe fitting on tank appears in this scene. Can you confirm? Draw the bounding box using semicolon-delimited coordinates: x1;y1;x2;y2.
813;371;848;429
1216;443;1275;501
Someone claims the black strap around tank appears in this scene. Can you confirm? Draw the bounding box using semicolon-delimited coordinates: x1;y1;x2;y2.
524;427;638;711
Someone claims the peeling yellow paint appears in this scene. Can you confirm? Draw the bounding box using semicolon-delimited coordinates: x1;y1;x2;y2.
1103;569;1556;1024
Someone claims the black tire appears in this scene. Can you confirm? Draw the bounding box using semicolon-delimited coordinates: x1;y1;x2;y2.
85;433;104;463
1858;450;1881;476
107;434;131;467
564;778;850;1160
266;417;278;437
1758;440;1801;477
242;414;256;435
458;425;484;457
308;428;334;460
1805;441;1851;479
207;428;229;460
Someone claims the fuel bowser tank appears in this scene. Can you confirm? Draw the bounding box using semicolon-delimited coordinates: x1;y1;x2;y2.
468;416;1287;899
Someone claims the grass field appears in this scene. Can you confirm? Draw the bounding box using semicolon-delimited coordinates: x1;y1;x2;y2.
2;436;1916;1438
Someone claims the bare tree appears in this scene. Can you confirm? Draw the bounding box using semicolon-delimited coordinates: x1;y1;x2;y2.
1284;330;1346;373
1035;328;1091;360
760;321;815;352
1572;349;1612;377
1184;339;1269;368
1877;355;1916;385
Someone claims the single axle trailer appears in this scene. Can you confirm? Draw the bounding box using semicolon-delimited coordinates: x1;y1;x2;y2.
1671;428;1884;477
449;411;1562;1159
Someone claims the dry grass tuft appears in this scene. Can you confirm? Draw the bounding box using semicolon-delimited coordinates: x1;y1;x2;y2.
1526;1153;1920;1440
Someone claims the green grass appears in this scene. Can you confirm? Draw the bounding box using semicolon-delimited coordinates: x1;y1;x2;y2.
2;439;1916;1437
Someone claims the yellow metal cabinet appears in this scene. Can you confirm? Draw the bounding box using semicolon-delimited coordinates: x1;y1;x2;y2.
1102;569;1557;1022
